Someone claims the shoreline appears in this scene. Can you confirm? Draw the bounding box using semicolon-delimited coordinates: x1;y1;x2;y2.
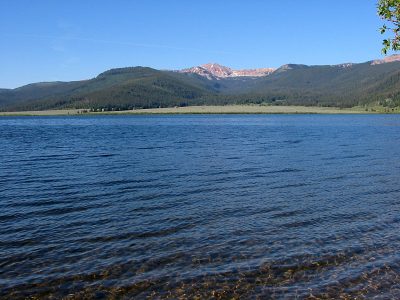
0;105;398;116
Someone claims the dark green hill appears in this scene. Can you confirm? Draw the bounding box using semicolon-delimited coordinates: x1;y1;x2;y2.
1;67;215;111
238;61;400;107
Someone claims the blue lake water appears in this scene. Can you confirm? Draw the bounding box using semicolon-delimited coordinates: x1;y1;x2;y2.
1;114;400;298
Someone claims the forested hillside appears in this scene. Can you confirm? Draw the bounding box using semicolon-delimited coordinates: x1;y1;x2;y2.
1;58;400;111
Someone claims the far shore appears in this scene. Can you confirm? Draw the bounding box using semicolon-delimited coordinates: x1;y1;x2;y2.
0;105;398;116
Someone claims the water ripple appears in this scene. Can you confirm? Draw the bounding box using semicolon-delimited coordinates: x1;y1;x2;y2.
0;114;400;298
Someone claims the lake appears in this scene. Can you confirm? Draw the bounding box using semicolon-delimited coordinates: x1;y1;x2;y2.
1;114;400;298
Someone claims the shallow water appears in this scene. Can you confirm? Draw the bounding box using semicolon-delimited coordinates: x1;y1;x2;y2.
1;114;400;299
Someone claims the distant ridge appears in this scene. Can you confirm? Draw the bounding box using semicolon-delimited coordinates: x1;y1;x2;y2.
179;55;400;80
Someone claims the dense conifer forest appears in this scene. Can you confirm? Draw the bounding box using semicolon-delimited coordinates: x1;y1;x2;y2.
1;59;400;111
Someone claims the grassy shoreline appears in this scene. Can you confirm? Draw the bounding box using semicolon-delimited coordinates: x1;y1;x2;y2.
0;105;398;116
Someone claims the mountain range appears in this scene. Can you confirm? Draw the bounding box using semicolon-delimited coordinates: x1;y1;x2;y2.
1;55;400;111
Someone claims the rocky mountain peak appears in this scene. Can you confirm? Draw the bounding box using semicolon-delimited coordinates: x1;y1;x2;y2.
179;63;275;79
371;54;400;65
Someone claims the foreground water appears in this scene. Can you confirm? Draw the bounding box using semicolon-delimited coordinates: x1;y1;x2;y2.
1;115;400;299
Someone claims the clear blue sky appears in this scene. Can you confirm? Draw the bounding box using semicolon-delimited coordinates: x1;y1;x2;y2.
0;0;388;88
